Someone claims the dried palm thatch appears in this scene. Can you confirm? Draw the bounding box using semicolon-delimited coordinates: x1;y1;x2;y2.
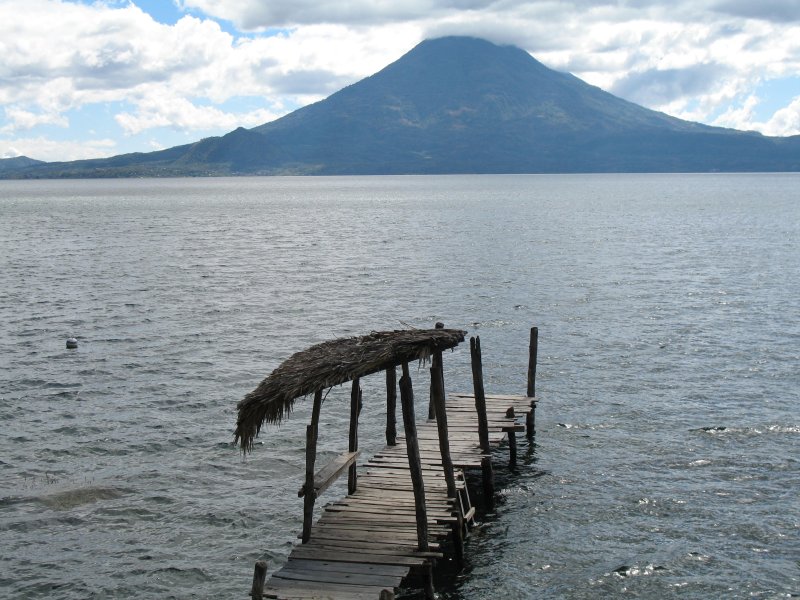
235;328;466;452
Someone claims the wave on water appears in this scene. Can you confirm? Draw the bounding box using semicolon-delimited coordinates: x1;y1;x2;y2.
692;425;800;435
1;485;127;511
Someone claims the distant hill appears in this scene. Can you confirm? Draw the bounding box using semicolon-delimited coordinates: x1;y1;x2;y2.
4;36;800;177
0;155;46;173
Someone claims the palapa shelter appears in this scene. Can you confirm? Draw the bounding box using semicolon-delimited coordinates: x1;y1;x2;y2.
235;328;466;452
235;328;466;551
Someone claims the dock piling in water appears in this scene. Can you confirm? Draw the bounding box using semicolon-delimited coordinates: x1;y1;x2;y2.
250;560;267;599
527;326;538;438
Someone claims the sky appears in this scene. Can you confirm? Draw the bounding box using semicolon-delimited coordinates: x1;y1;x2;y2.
1;0;799;162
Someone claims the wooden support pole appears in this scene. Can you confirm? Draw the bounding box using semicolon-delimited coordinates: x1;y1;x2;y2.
302;389;323;544
481;455;495;511
386;367;397;446
379;590;395;600
423;562;435;600
527;326;538;397
430;363;457;499
470;336;490;453
506;406;517;466
400;362;430;553
471;336;495;510
428;322;445;420
431;360;458;565
527;403;536;439
348;378;361;495
250;560;267;600
527;326;538;438
508;430;518;466
427;352;439;421
441;390;465;566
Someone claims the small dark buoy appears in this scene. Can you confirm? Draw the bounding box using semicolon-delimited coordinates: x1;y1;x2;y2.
66;338;78;349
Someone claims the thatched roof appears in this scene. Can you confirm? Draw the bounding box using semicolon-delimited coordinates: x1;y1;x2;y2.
235;328;466;452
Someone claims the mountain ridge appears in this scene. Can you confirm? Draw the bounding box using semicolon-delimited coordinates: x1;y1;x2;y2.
4;36;799;177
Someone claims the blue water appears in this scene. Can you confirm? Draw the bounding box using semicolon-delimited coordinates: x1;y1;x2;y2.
1;174;798;598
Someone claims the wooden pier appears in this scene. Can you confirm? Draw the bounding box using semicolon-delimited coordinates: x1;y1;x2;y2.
237;327;540;600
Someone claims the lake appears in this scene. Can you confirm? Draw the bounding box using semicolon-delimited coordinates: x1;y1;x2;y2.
1;174;798;598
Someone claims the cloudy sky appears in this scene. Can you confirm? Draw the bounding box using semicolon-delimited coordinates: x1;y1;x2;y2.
1;0;798;161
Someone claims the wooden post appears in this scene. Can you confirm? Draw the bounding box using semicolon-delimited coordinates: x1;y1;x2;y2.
431;362;463;564
423;562;435;600
386;367;397;446
250;560;267;600
348;378;361;495
471;336;494;510
428;322;445;420
470;337;490;453
302;389;323;544
481;456;495;511
526;326;538;438
527;326;538;397
430;363;457;499
379;590;395;600
400;362;429;553
427;352;438;421
506;406;517;466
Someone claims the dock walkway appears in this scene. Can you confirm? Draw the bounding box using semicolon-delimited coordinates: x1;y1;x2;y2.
239;327;541;600
259;392;538;600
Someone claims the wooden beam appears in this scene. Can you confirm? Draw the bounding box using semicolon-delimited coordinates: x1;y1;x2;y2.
430;364;456;499
527;326;538;438
470;336;490;453
386;368;397;446
400;362;429;554
298;451;360;498
349;378;361;495
302;389;323;544
250;559;267;600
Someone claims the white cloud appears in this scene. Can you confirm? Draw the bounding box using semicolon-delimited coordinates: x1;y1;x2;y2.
114;90;283;135
1;107;69;133
714;95;800;136
0;136;118;161
762;96;800;136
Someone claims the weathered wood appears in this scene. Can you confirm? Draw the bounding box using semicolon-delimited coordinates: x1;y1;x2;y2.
428;351;444;421
508;430;517;465
422;562;435;600
506;407;518;464
251;559;268;600
290;548;427;566
302;424;316;544
283;558;409;578
386;368;397;446
380;589;396;600
481;455;495;511
299;451;361;498
302;389;323;544
428;322;445;422
400;362;429;553
349;378;361;495
527;327;538;438
430;364;457;500
255;328;543;599
527;326;538;397
470;337;490;453
265;578;389;600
